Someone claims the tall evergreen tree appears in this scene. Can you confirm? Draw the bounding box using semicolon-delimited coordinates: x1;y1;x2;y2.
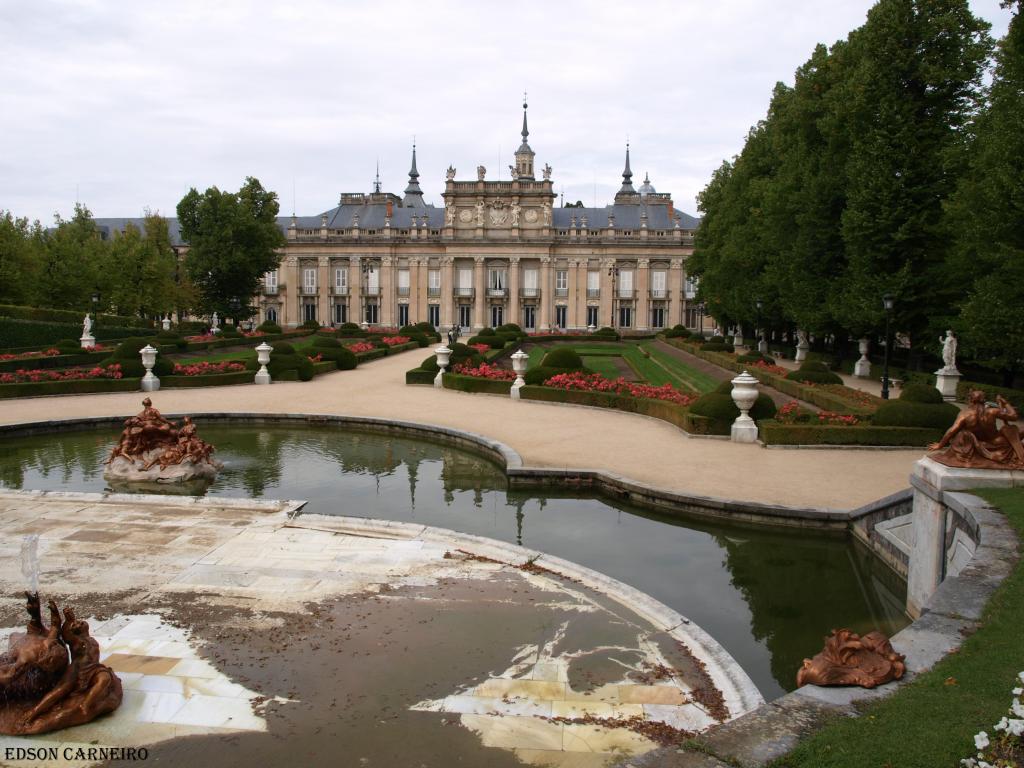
0;211;44;306
37;204;107;311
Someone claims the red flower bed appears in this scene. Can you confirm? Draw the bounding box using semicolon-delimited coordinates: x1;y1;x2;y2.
242;330;265;338
0;348;63;361
307;353;323;362
749;359;789;376
0;364;123;384
381;336;411;347
347;341;376;354
543;371;696;405
171;361;246;376
469;343;491;354
185;333;219;343
452;361;516;380
816;410;860;426
775;400;860;426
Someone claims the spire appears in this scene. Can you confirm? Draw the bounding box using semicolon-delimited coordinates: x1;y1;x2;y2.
619;142;635;193
373;159;382;194
403;140;425;207
514;91;535;180
519;92;530;151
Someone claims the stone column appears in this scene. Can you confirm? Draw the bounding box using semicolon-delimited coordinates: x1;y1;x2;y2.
599;258;615;329
349;257;361;326
285;256;299;327
669;260;684;327
539;256;551;331
440;256;454;328
507;257;520;327
417;259;430;325
636;258;650;331
574;259;588;329
380;255;394;328
566;259;578;332
317;256;330;325
473;256;486;331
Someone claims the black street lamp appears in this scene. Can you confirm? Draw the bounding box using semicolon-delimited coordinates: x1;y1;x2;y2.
697;301;705;337
607;265;620;328
91;291;100;333
229;297;241;327
755;297;763;350
881;293;895;400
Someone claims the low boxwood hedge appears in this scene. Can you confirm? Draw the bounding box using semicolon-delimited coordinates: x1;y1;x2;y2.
0;350;109;373
524;365;584;386
441;373;512;395
956;380;1024;410
467;335;505;349
406;368;436;385
0;303;145;327
688;390;777;434
0;377;142;399
0;318;153;349
701;342;734;353
161;371;253;388
873;400;959;429
760;422;944;446
899;382;945;404
517;385;711;433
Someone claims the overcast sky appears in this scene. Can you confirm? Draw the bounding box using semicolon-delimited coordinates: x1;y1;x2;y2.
0;0;1011;224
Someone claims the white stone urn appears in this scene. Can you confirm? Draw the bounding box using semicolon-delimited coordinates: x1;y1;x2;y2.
140;344;160;392
254;342;273;385
729;370;760;443
795;329;809;363
360;321;370;332
510;349;528;399
587;324;596;334
434;345;452;388
733;329;744;348
854;337;871;377
161;315;171;331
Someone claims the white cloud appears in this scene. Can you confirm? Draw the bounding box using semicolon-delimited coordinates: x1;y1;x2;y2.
0;0;1011;222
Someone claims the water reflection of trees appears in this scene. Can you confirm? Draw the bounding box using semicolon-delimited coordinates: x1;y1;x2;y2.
0;432;109;490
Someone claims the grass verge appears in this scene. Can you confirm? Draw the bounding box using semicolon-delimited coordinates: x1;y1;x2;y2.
771;487;1023;768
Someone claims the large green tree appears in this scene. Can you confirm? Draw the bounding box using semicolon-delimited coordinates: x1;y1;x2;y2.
176;177;284;322
0;211;45;306
104;212;180;319
948;1;1024;382
37;204;108;311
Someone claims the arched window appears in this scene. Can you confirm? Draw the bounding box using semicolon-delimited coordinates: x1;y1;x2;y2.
266;307;278;324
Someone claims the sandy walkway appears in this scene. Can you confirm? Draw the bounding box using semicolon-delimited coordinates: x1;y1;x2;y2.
0;349;923;510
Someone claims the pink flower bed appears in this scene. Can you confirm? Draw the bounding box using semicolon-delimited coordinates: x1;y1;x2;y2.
775;400;860;426
469;343;491;354
171;361;246;376
452;361;516;380
749;359;789;376
185;333;219;343
242;330;265;338
381;336;411;347
0;364;123;384
0;348;63;362
543;371;696;405
347;341;376;354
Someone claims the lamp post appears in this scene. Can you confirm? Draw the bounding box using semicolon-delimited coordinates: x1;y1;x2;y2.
881;293;895;400
697;301;705;339
607;265;619;328
91;291;100;333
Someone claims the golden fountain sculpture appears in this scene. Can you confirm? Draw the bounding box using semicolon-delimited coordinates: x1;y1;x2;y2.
927;390;1024;470
797;629;906;689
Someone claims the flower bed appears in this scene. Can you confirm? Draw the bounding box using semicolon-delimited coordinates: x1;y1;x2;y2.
0;363;123;384
469;343;491;354
185;333;220;343
0;348;61;361
347;341;376;354
452;361;516;381
171;361;246;376
749;359;789;376
776;400;860;426
381;335;411;347
543;371;697;406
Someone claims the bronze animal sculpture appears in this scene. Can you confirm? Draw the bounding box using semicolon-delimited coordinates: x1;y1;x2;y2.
796;628;906;689
0;593;122;735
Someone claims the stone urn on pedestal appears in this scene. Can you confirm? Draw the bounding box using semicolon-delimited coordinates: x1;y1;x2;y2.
161;315;171;331
733;328;744;349
140;344;160;392
729;371;760;443
854;338;872;378
254;342;273;385
510;349;528;399
434;345;452;388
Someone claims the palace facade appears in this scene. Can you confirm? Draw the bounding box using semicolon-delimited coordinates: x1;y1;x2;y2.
98;104;704;333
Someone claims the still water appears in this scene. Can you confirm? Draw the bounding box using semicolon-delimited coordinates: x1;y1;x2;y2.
0;423;908;700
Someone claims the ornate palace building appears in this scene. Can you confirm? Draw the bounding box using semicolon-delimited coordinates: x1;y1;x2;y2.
98;103;703;333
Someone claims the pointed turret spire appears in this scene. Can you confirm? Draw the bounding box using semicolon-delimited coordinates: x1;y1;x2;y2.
513;92;536;180
403;139;425;207
519;93;530;151
619;142;635;194
373;159;382;194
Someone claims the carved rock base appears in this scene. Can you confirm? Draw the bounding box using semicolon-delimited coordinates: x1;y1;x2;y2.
797;629;905;689
104;449;221;485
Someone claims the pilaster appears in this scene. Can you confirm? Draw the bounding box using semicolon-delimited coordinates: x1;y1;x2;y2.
539;256;551;331
474;256;486;330
508;257;520;327
317;255;330;325
636;258;650;331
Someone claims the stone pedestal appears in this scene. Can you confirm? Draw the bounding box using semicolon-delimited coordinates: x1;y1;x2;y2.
906;458;1022;617
853;338;871;378
795;332;809;363
733;331;744;349
934;367;960;402
80;334;96;350
510;349;528;400
730;371;760;444
254;342;273;385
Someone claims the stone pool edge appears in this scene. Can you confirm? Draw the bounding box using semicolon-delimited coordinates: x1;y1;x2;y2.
619;490;1022;768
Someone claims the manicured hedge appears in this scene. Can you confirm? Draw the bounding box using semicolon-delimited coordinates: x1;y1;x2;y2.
0;350;109;373
0;304;145;327
0;377;142;399
0;318;154;349
161;371;253;388
760;422;944;446
541;348;584;369
355;348;388;363
467;335;506;349
518;385;714;433
406;368;436;385
900;382;944;404
873;400;959;429
384;341;420;355
956;380;1024;410
441;373;513;395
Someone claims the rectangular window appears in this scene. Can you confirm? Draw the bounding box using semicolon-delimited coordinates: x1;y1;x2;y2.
365;303;379;325
265;270;278;293
651;271;667;299
366;264;379;294
428;269;441;295
685;275;699;299
618;270;633;298
651;306;665;328
587;271;599;297
488;269;507;292
586;306;599;328
522;268;539;297
522;305;536;330
304;302;317;322
335;268;347;290
457;267;473;296
303;268;317;294
555;270;568;294
398;304;409;327
428;304;440;327
555;305;567;329
397;269;410;296
619;306;632;328
334;303;347;325
490;305;503;328
458;305;472;329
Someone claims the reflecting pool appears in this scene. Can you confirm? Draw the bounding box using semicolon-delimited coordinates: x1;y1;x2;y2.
0;423;909;700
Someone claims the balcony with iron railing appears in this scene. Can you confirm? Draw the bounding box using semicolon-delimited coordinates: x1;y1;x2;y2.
263;285;279;295
455;286;474;297
487;287;507;298
363;286;380;297
520;287;541;298
554;288;568;297
427;286;441;297
331;285;348;296
649;289;670;300
617;289;637;300
586;288;600;298
301;285;318;296
397;287;410;297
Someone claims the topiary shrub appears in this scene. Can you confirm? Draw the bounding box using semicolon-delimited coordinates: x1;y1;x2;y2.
798;360;831;373
664;328;690;338
322;347;357;370
271;341;295;355
155;330;188;350
593;327;620;340
55;338;82;355
419;342;482;373
101;336;172;378
524;365;584;386
873;400;958;429
414;321;435;332
219;325;241;337
701;342;735;353
478;328;496;337
785;368;843;385
311;336;342;349
498;323;523;334
467;335;505;350
737;352;775;365
672;324;687;331
691;389;777;432
541;348;584;369
899;382;944;404
338;322;361;332
295;356;315;381
257;321;282;334
300;319;320;330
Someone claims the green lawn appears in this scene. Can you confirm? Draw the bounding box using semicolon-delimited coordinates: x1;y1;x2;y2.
580;355;623;379
642;342;719;393
769;487;1024;768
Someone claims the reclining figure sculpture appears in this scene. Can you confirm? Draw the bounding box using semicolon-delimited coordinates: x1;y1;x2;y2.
0;592;122;734
796;628;906;689
927;390;1024;470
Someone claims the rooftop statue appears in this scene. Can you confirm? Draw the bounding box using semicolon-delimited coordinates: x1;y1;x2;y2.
797;628;905;689
0;593;122;734
104;398;222;485
928;390;1024;470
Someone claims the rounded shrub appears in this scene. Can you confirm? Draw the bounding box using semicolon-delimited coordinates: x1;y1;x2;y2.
785;368;843;385
525;366;583;386
467;335;505;350
300;319;320;330
478;328;496;337
295;356;315;381
257;321;282;334
406;332;429;348
664;328;690;338
498;323;523;334
541;348;584;369
899;382;944;404
311;336;343;349
672;324;687;331
701;342;735;353
271;341;295;355
737;352;775;365
873;400;958;429
55;339;82;355
594;327;620;340
323;347;357;370
420;355;439;373
709;335;726;344
219;325;241;337
338;322;361;332
414;321;435;332
692;389;777;425
155;331;188;350
798;360;831;373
